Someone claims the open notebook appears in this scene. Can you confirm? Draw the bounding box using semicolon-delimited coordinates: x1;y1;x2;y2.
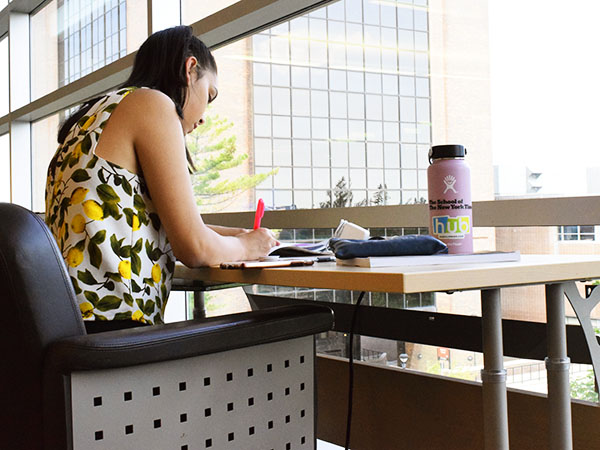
268;240;332;257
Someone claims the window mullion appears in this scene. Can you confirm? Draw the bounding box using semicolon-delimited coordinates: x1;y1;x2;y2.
8;12;30;110
8;12;31;207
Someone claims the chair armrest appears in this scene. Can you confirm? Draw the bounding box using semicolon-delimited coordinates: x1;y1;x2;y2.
45;304;333;373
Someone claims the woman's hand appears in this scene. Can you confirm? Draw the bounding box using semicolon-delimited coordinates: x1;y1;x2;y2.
238;228;280;260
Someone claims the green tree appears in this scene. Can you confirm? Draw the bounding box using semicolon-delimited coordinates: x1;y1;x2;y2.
410;196;428;205
570;370;599;402
320;177;354;208
186;113;276;212
371;183;389;206
320;178;390;208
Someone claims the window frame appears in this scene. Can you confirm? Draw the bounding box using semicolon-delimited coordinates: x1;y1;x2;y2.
0;0;598;231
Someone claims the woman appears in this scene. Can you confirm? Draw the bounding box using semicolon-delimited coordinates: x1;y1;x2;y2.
45;26;278;333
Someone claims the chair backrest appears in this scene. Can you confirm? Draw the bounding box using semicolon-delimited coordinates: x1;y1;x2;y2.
0;202;85;450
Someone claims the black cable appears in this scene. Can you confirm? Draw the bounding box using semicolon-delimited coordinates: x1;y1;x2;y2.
345;290;366;450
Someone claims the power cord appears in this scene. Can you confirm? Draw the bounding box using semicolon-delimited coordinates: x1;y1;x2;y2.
345;290;366;450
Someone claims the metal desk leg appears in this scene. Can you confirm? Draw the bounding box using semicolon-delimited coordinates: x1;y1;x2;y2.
545;283;573;450
480;288;509;450
193;291;207;319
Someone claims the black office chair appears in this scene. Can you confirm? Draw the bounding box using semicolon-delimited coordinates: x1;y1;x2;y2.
0;202;333;450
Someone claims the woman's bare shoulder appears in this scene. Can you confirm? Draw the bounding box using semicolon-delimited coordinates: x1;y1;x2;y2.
122;88;177;114
116;88;182;139
121;88;185;159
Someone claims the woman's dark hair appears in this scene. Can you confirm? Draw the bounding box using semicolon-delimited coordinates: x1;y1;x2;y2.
57;26;216;170
121;25;217;118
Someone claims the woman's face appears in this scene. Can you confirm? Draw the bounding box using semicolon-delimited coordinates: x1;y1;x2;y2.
182;57;218;135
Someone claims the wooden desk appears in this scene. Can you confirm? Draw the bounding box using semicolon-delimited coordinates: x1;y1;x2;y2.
175;255;600;450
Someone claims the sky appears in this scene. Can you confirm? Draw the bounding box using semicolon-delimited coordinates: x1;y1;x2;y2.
488;0;600;194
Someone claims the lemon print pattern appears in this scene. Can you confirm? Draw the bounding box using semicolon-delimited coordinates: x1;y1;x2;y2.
44;87;175;324
70;187;88;205
67;248;84;267
83;200;104;221
132;214;140;231
80;302;94;319
81;114;97;131
119;260;132;279
152;263;161;283
71;214;86;233
72;142;83;160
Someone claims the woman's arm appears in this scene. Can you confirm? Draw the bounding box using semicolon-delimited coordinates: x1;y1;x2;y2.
123;89;277;266
206;224;249;236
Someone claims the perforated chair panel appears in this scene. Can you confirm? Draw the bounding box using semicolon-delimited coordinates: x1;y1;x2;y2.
70;336;315;450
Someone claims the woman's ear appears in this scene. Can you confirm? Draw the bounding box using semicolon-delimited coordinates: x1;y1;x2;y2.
185;56;198;84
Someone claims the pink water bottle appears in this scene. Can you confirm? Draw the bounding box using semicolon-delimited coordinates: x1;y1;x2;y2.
427;144;473;254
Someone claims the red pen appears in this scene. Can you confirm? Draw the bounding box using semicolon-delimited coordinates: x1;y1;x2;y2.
253;198;265;230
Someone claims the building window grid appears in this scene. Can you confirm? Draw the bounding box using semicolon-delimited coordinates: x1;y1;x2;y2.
557;225;597;241
254;282;435;309
253;0;430;209
58;0;127;87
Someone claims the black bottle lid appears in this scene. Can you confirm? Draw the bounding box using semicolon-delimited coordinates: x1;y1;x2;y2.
429;144;467;163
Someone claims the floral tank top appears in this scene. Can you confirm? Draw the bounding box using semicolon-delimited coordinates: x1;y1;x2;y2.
45;87;175;324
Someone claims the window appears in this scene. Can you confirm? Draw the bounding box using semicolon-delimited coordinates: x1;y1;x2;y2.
252;0;431;210
31;113;61;212
31;0;146;101
490;2;600;198
0;133;9;202
558;225;596;241
151;0;181;32
58;0;127;84
0;36;7;116
4;0;600;403
187;0;431;213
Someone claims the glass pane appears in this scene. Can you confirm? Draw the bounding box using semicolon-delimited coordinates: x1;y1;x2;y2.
0;37;7;116
292;117;310;139
490;3;600;198
365;73;382;94
367;142;383;167
273;139;291;166
188;0;435;211
0;134;9;202
31;112;61;212
331;142;348;167
254;62;270;85
292;140;311;166
254;138;272;166
272;87;290;115
292;89;310;116
291;66;309;88
31;0;147;101
273;116;291;138
152;0;181;32
312;140;329;167
253;86;271;114
293;167;311;189
382;96;398;121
